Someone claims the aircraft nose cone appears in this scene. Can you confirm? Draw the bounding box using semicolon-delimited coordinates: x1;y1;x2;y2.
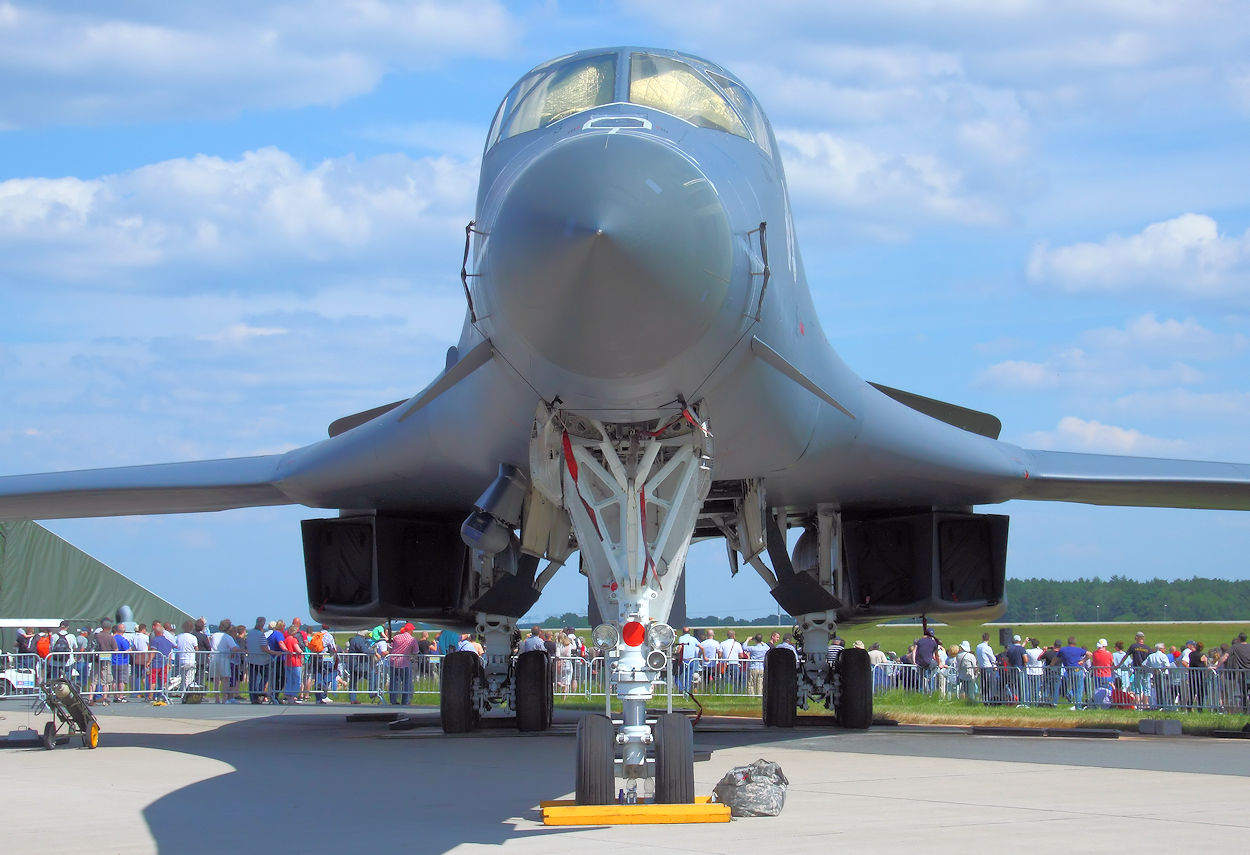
482;132;733;380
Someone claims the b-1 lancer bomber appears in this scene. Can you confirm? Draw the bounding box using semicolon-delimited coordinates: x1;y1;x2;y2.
4;47;1250;804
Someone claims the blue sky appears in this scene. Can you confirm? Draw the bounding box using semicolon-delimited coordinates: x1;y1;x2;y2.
3;1;1250;625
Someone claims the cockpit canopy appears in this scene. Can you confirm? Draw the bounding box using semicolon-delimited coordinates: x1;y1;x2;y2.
486;49;772;154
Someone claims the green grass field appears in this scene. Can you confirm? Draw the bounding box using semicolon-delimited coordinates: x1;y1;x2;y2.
550;689;1250;736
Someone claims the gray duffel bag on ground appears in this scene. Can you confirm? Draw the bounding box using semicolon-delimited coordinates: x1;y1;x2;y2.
711;759;789;817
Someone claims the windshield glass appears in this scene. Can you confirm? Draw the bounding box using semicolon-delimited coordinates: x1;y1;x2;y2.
707;71;770;151
499;54;616;142
629;54;747;138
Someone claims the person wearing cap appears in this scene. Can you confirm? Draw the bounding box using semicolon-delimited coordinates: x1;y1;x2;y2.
266;620;288;702
954;641;977;699
387;624;416;706
1180;641;1204;710
1126;631;1151;695
1145;642;1176;709
47;620;78;684
914;629;942;695
1002;634;1027;705
1090;638;1114;690
311;625;337;704
279;623;305;704
346;629;374;704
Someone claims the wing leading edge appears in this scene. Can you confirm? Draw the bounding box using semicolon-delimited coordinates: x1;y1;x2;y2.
1017;449;1250;511
0;455;292;520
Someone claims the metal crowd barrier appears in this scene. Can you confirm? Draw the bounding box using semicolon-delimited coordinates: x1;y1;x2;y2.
872;661;1250;713
2;649;607;706
10;646;1242;715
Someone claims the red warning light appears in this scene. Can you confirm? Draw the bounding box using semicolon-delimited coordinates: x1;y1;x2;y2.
622;621;645;647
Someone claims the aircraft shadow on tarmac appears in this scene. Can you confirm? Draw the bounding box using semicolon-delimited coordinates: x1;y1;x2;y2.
110;710;592;852
100;705;1248;852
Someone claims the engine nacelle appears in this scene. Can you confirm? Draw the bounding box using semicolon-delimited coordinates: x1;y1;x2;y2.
301;514;474;629
837;509;1008;625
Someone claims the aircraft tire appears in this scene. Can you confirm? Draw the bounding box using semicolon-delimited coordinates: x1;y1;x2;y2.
575;714;615;805
440;651;480;734
653;713;695;804
836;646;873;729
762;648;797;727
42;721;56;750
514;650;551;731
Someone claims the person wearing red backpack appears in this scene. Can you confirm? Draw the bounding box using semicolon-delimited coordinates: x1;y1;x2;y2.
34;628;52;661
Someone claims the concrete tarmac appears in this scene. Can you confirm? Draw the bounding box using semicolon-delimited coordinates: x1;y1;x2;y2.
1;700;1246;854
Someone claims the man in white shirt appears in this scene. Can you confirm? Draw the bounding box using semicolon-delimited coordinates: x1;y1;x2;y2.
675;628;700;693
209;619;240;703
174;620;200;693
1024;638;1045;704
744;634;770;695
698;630;720;688
718;629;744;692
1144;642;1175;709
975;632;996;669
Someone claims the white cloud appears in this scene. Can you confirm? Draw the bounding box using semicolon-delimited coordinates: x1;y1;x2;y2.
0;1;519;126
0;147;478;286
1021;416;1188;455
978;360;1059;389
1027;214;1250;296
197;324;289;344
359;121;489;160
1113;388;1250;419
1082;313;1247;359
979;345;1204;392
776;130;1002;226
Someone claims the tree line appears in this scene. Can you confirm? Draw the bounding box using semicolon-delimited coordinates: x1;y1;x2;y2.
1001;576;1250;623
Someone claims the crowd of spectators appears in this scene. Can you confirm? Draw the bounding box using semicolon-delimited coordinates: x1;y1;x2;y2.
8;617;1249;713
882;628;1250;713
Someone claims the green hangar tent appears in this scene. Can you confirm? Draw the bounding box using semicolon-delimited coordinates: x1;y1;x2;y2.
0;520;192;636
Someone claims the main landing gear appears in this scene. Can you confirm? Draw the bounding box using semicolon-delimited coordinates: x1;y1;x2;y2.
439;614;554;734
760;611;873;729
